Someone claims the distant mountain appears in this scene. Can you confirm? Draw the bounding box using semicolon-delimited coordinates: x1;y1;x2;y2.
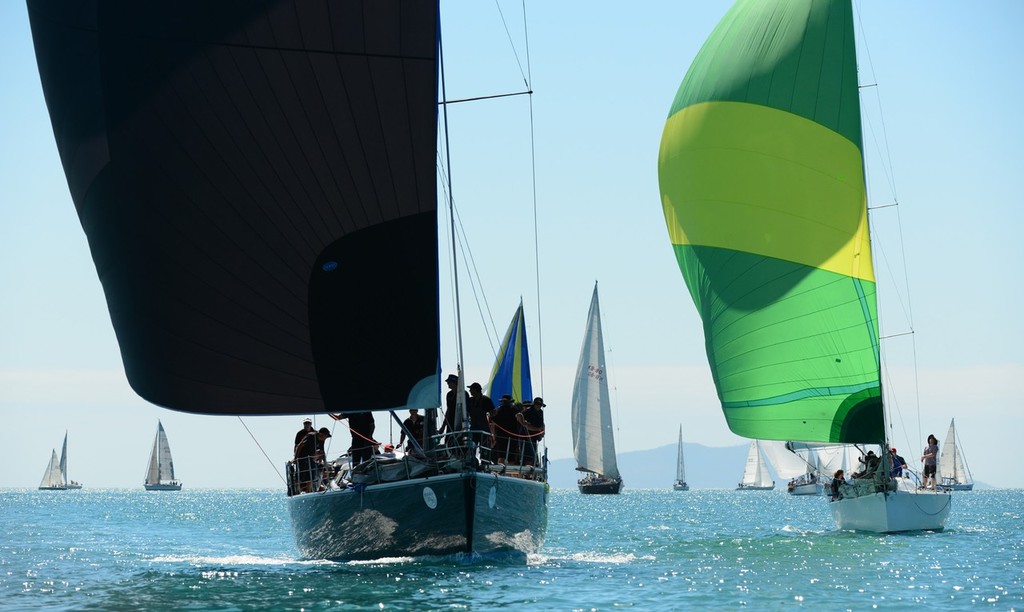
548;442;749;489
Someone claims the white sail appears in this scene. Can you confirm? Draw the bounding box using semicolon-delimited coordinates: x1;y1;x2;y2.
761;441;810;480
939;418;973;488
738;441;774;489
787;442;862;477
59;432;69;485
145;421;177;486
570;284;620;481
39;449;63;488
676;426;686;483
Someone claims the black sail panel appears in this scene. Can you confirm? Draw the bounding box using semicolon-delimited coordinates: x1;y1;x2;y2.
28;0;441;415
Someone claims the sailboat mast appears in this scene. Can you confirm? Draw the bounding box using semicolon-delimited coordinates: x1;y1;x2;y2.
436;14;468;432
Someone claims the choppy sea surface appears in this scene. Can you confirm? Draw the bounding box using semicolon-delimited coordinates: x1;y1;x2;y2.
1;487;1021;610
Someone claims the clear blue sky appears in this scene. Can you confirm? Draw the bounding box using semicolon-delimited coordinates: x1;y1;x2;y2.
2;1;1021;489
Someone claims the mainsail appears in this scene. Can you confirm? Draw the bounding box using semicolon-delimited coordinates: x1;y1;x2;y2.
675;426;687;484
571;284;620;481
486;301;533;403
59;432;69;485
28;0;442;416
657;0;883;444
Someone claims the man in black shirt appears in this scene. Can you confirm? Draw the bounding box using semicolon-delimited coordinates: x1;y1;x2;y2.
398;409;424;453
517;396;545;466
489;394;521;464
294;427;331;493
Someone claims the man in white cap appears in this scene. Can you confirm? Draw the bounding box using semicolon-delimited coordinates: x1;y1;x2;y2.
294;417;314;453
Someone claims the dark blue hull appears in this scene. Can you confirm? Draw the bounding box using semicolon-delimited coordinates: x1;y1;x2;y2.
287;472;548;560
578;478;622;494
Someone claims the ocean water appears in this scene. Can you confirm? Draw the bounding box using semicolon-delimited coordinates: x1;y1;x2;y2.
1;488;1021;610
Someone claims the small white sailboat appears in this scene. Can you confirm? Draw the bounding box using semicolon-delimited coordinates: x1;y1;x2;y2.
39;432;82;490
762;441;823;496
144;421;182;491
939;418;974;491
736;441;774;491
572;283;623;495
673;425;689;491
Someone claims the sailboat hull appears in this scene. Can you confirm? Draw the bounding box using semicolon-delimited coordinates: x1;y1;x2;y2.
788;482;823;496
672;482;689;492
578;478;622;494
144;483;183;491
287;472;547;561
736;485;774;491
830;489;951;533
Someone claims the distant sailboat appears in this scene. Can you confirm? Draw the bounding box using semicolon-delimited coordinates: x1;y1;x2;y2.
572;283;623;495
658;0;950;531
39;432;81;490
144;421;182;491
762;441;823;496
939;419;974;491
673;425;689;491
736;441;774;491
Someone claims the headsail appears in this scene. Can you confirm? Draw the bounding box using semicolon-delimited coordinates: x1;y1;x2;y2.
485;301;533;403
39;449;63;488
571;284;620;481
761;440;811;480
28;0;442;416
657;0;883;444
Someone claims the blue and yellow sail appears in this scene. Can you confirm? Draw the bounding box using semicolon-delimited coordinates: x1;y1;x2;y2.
486;301;533;404
658;0;883;444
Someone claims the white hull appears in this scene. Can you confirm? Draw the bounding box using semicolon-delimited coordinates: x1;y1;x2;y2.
830;488;951;532
736;484;774;491
144;482;183;491
673;482;689;491
788;482;823;496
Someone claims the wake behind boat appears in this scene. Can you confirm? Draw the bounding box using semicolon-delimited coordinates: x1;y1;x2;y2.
28;0;548;559
658;0;950;532
571;284;623;495
38;432;81;491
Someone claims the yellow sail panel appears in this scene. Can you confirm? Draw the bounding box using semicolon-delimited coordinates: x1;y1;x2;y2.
659;101;873;282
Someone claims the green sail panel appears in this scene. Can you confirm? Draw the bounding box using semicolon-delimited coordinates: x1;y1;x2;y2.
658;0;883;444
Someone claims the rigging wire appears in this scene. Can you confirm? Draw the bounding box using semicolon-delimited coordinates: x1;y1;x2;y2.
236;417;285;484
856;0;923;452
436;0;542;391
520;0;544;396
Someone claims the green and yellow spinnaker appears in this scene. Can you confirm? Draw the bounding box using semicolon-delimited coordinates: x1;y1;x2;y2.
658;0;883;444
